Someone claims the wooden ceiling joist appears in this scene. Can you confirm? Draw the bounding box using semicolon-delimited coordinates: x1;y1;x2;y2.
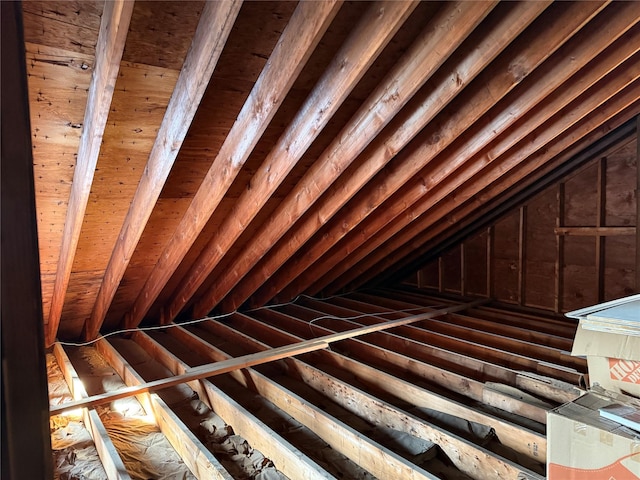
222;310;546;462
189;315;542;480
82;0;242;340
122;0;342;330
192;1;500;317
233;0;555;310
52;343;131;480
302;6;640;298
132;330;336;480
252;0;616;305
335;79;640;295
93;338;238;480
46;0;134;346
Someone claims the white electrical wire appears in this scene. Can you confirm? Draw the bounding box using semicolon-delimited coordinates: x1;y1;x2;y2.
56;290;441;347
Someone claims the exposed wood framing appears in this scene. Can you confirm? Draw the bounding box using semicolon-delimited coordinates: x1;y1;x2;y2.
84;0;243;340
53;300;482;415
142;330;443;480
221;311;547;461
555;183;566;312
189;316;543;480
379;116;637;295
336;74;640;295
93;339;235;480
47;0;134;346
226;1;548;311
273;1;618;301
518;206;527;305
53;343;131;480
121;0;341;329
555;226;636;236
637;114;640;292
1;3;52;477
158;0;418;323
193;1;500;315
244;0;558;308
313;9;640;297
132;331;336;480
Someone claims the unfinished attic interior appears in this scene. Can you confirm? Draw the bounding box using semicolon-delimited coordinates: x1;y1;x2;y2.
2;0;640;478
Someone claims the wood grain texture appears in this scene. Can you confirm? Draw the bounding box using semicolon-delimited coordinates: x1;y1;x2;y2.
1;4;52;476
46;0;134;346
160;0;418;324
194;1;500;316
84;0;242;339
121;0;341;329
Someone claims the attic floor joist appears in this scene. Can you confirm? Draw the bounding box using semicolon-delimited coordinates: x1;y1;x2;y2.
49;293;585;479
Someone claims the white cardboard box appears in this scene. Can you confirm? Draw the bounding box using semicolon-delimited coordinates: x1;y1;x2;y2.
547;392;640;479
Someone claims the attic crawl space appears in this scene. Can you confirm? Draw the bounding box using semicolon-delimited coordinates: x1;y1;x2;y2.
2;1;639;478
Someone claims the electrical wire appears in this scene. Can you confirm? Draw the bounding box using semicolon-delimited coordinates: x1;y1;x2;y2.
56;290;440;347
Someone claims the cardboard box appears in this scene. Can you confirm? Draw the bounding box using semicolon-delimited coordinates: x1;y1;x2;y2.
572;324;640;398
547;392;640;479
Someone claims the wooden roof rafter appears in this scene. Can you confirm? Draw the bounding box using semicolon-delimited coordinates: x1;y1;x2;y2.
232;0;611;308
82;0;243;340
191;0;500;318
46;0;134;346
127;0;418;328
120;0;343;331
279;19;640;302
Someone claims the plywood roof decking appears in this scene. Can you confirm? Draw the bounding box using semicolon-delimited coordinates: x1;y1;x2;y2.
24;0;640;343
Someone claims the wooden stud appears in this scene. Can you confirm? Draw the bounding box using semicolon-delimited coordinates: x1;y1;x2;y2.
555;183;566;312
518;206;528;306
158;1;418;323
94;339;235;480
83;0;243;340
1;3;53;477
487;226;495;298
46;0;134;346
193;1;500;316
120;0;340;329
596;157;607;301
53;344;131;480
637;114;640;292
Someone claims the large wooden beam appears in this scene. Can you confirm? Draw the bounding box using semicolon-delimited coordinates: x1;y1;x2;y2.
53;344;131;480
242;1;560;308
190;315;544;479
120;0;341;330
217;310;547;461
132;331;336;480
94;339;235;480
191;1;499;317
286;5;639;302
157;1;418;324
46;0;134;346
337;83;640;294
83;0;242;340
1;3;52;477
